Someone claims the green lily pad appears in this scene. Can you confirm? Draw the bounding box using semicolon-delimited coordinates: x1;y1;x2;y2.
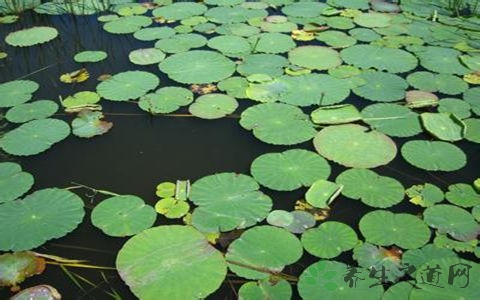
0;80;39;108
421;112;465;141
302;222;358;259
139;87;193;114
336;168;404;208
5;26;58;47
352;243;405;282
406;183;444;207
215;23;260;37
341;45;417;73
249;33;296;54
189;93;238;119
226;226;303;279
434;232;478;253
96;71;159;101
465;118;480;143
154;33;207;53
0;188;85;251
61;91;100;109
237;54;288;77
305;179;342;208
205;6;267;24
362;103;422;137
326;16;355;30
0;119;70;156
281;2;327;17
266;210;294;228
402;244;457;276
155;197;190;219
0;252;45;290
406;72;468;95
240;103;316;145
159;50;235;84
349;28;381;42
352;71;408;102
133;27;176;41
313;124;397;168
413;46;470;75
91;195;156;237
155;182;176;198
311;104;362;125
207;35;251;57
116;225;226;299
315;30;357;48
288;46;342;71
401;140;467;171
189;173;272;232
6;100;58;123
463;87;480;116
284;211;316;234
251;149;331;191
73;51;107;63
71;110;112;138
152;2;207;20
359;210;431;249
425;204;480;241
238;279;291;300
354;12;392;28
298;260;384;300
128;48;166;65
103;16;152;34
0;162;34;204
438;98;471;119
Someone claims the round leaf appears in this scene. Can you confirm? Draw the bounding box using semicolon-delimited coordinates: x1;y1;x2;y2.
302;222;358;258
0;162;34;204
189;93;238;119
401;140;467;171
6;100;58;123
96;71;159;101
6;26;58;47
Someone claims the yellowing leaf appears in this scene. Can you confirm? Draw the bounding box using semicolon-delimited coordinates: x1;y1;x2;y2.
60;68;89;83
291;30;315;41
464;72;480;85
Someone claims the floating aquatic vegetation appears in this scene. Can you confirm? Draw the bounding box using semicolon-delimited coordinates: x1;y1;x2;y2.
10;285;61;300
0;162;33;204
0;252;46;291
139;86;193;114
59;68;89;83
96;71;159;101
401;140;467;171
188;93;238;119
73;51;107;63
128;48;166;65
5;26;58;47
71;110;112;138
0;80;39;108
5;100;58;124
305;179;342;208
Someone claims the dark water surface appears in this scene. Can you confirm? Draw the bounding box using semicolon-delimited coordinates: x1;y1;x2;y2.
1;7;479;300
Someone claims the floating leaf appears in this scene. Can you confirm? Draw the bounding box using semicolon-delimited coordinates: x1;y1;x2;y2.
313;124;397;168
406;72;468;95
352;71;408;102
103;16;152;34
284;211;316;234
434;232;478;253
302;222;358;259
340;45;417;73
413;46;470;75
406;183;444;207
354;12;392;28
288;46;342;71
10;284;61;300
305;179;342;208
205;6;267;24
139;87;193;114
420;112;464;141
336;168;404;208
463;87;480;116
445;183;480;208
402;244;457;276
0;119;70;156
71;110;112;138
159;50;235;84
240;103;316;145
128;48;165;65
438;98;471;119
226;226;303;279
362;103;422;137
5;26;58;47
237;54;288;77
6;100;58;123
96;71;159;101
91;195;156;237
315;30;357;48
59;68;90;83
189;173;272;232
249;33;296;54
238;279;291;300
0;80;39;108
0;162;34;204
155;198;190;219
189;93;238;119
133;27;176;41
0;188;85;251
116;225;226;299
251;149;330;191
152;2;207;20
359;210;430;249
465;118;480;143
156;182;176;198
0;252;45;290
311;104;362;125
401;140;467;171
282;2;328;17
207;35;251;57
74;51;107;63
62;91;100;111
155;33;207;53
266;210;294;228
425;204;480;241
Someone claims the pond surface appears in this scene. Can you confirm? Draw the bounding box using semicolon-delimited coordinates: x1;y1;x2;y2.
1;1;480;299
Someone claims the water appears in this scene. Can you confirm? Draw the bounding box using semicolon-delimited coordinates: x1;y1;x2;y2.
1;7;479;300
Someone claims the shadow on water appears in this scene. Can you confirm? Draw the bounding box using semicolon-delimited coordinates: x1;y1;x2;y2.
0;5;479;300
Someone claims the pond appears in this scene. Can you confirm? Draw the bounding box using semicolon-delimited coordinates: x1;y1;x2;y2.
0;0;480;299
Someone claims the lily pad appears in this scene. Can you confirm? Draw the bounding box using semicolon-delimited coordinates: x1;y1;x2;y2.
71;110;112;138
359;210;430;249
10;285;61;300
401;140;467;171
103;16;152;34
251;149;331;191
128;48;165;65
406;72;468;95
205;6;267;24
237;54;288;77
155;198;190;219
238;279;291;300
0;80;39;108
413;46;469;75
425;204;480;241
438;98;471;119
362;103;422;137
465;118;480;143
301;222;358;259
159;50;235;84
313;124;397;168
74;51;107;63
336;168;405;208
266;210;294;228
284;211;316;234
402;244;457;276
406;183;444;207
354;12;392;28
5;26;58;47
139;87;193;114
152;2;207;20
421;113;464;141
0;119;70;156
0;252;45;290
249;33;296;54
189;173;272;232
352;71;408;102
340;45;417;73
315;30;357;48
305;179;342;208
463;87;480;116
0;188;85;251
207;35;251;57
189;93;238;119
281;2;328;18
226;226;303;279
288;46;342;71
239;103;316;145
91;195;156;237
116;225;226;299
133;27;176;41
154;33;207;53
6;100;58;123
0;162;34;204
96;71;159;101
311;104;361;125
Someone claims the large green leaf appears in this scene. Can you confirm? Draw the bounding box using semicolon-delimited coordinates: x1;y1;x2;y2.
0;162;33;204
301;222;358;259
139;87;193;114
421;113;464;141
446;183;480;207
91;195;156;237
251;149;331;191
189;93;238;119
424;204;480;241
0;188;85;251
288;46;342;70
155;33;207;53
189;173;272;232
116;225;226;299
159;50;235;84
401;140;467;171
6;100;58;123
352;71;408;102
313;124;397;168
362;103;422;137
0;119;70;156
240;103;316;145
0;251;44;289
128;48;166;65
226;226;303;279
406;72;468;95
464;87;480;115
5;26;58;47
74;50;107;63
237;54;288;77
238;279;291;300
0;80;39;108
249;33;295;54
96;71;159;101
103;16;152;34
152;2;207;20
71;110;112;138
413;46;470;75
